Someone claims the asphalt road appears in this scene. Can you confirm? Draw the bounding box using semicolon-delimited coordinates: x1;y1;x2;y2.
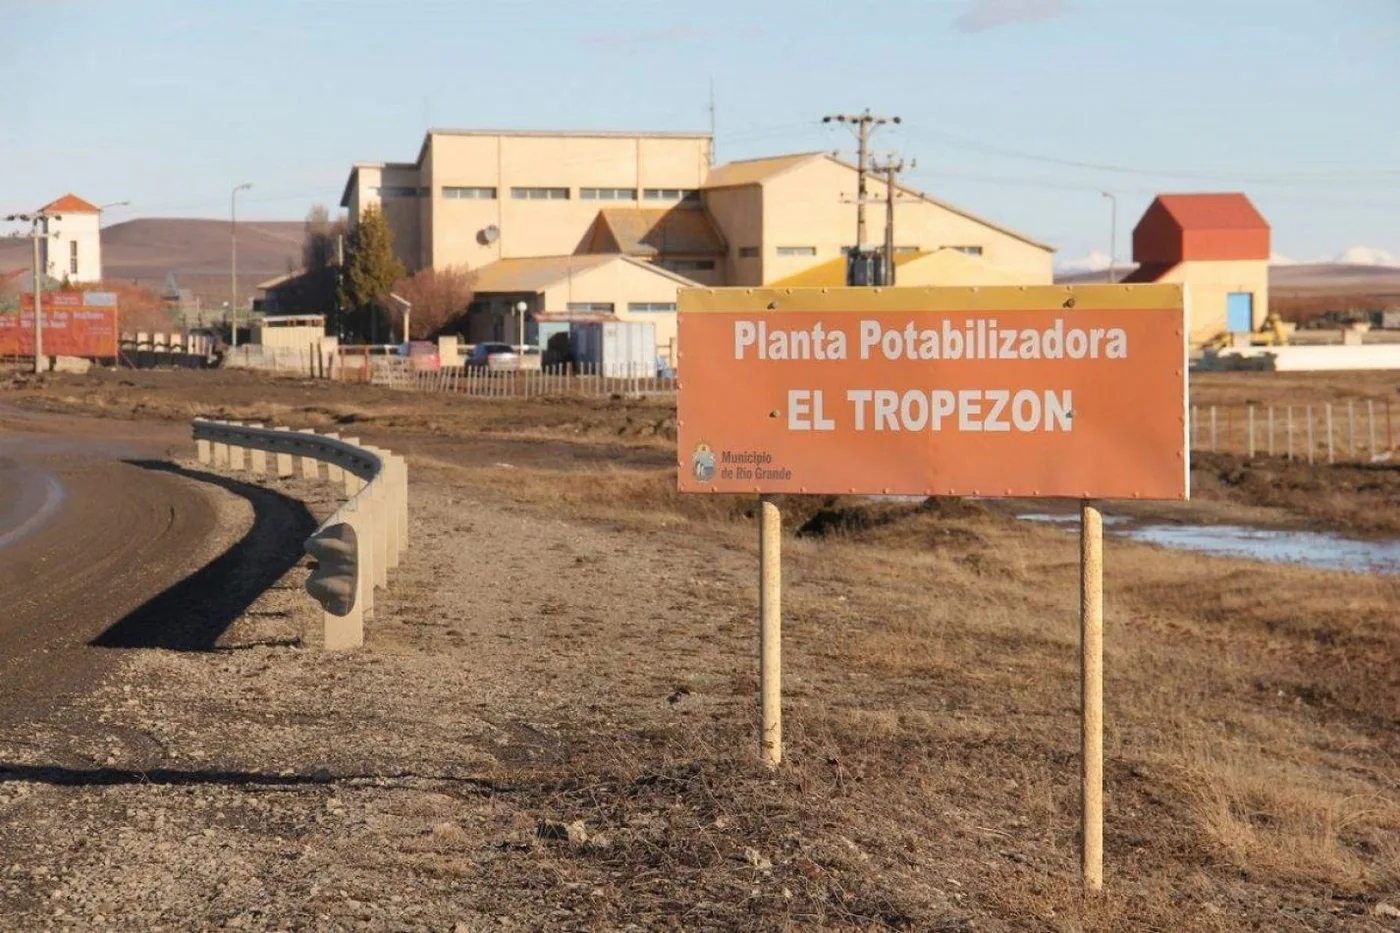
0;409;226;724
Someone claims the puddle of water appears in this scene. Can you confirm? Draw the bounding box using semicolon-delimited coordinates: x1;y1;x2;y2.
0;461;66;552
1021;513;1128;528
1019;514;1400;576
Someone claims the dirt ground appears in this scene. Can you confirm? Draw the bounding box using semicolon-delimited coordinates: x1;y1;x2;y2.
0;369;1398;930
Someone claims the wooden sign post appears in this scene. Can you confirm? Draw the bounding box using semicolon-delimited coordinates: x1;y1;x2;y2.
676;285;1188;891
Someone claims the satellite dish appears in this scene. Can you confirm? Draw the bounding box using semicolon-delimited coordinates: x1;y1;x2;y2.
479;225;500;245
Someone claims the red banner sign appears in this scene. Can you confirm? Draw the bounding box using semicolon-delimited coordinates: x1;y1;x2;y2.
1;292;119;358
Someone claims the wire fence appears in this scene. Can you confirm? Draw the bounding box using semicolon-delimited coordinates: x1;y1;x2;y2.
352;358;678;398
1191;399;1396;464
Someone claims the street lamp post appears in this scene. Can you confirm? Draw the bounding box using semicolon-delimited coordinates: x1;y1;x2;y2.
515;300;528;354
1101;191;1118;285
230;183;252;347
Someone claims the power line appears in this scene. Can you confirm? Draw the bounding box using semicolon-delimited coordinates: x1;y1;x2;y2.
904;127;1400;186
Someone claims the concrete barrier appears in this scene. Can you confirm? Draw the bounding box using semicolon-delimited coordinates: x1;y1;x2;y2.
190;418;408;650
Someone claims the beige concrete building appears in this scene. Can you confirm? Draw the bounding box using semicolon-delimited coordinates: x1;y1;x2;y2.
1124;193;1270;345
341;129;1054;360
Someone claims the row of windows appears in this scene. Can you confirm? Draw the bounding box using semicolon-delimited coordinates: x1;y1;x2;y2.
738;245;986;259
659;259;715;272
564;302;679;314
377;185;701;202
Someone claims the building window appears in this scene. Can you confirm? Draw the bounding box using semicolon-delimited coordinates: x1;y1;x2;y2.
70;241;79;275
738;246;759;259
776;246;817;257
627;302;677;313
443;186;497;199
950;245;984;256
511;187;570;200
580;187;637;200
894;245;921;254
379;185;426;197
660;259;716;272
566;302;614;312
643;188;699;203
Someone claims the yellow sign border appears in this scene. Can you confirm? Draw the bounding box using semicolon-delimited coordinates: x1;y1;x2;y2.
678;283;1185;315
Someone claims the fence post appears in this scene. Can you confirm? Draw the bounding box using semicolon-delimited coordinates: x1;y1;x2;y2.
1191;405;1199;450
1388;399;1395;453
1268;406;1275;457
1210;406;1218;453
1306;405;1315;465
1325;404;1334;464
1226;406;1234;456
1287;406;1294;460
1368;399;1377;457
1247;406;1255;459
1349;401;1357;461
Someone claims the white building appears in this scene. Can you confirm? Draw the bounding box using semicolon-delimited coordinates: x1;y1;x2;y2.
38;194;103;284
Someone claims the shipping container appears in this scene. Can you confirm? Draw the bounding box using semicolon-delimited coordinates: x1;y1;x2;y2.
570;321;657;377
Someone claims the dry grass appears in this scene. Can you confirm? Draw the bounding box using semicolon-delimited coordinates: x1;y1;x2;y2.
7;368;1400;928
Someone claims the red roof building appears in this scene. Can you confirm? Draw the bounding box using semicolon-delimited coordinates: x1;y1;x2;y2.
40;193;102;214
1125;193;1271;343
1132;193;1270;266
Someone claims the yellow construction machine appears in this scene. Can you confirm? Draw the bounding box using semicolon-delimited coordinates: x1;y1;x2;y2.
1204;312;1295;350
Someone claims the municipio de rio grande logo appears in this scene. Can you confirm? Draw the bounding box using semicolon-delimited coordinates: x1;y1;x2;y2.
691;442;716;482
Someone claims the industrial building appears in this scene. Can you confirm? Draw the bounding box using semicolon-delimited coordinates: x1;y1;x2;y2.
1124;193;1270;345
339;129;1055;361
37;194;104;284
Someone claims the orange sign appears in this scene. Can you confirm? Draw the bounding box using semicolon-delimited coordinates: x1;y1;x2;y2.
677;286;1188;500
2;292;119;358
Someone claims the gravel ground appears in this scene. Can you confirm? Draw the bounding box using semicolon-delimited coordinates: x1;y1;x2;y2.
0;459;794;932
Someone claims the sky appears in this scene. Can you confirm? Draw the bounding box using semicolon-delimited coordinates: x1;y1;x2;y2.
4;0;1398;268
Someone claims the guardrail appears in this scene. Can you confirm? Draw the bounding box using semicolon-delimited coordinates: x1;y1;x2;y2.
191;418;408;649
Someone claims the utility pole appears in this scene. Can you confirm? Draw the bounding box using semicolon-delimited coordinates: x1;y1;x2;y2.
822;109;901;252
4;211;60;373
707;79;717;167
231;182;252;348
1101;191;1118;284
870;155;914;287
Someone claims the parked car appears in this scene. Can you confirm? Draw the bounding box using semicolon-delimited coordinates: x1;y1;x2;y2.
466;342;520;370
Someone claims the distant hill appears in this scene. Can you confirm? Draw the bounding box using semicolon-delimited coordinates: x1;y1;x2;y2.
1055;262;1400;297
0;217;308;310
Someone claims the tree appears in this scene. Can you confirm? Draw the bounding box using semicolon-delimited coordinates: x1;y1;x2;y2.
76;281;175;333
270;204;347;315
338;205;404;342
392;266;476;339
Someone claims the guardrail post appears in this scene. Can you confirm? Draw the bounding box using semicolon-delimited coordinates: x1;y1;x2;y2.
248;423;268;476
394;454;409;559
273;427;295;477
324;432;345;483
365;447;399;573
297;429;321;479
225;421;247;471
340;438;362;496
197;438;212;465
213;433;230;468
368;478;389;589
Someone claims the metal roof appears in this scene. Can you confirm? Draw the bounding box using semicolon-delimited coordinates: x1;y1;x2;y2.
593;208;726;256
1151;193;1268;231
702;153;825;189
471;254;700;294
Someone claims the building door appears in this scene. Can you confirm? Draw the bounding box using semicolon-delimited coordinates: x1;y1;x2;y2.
1226;292;1254;333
